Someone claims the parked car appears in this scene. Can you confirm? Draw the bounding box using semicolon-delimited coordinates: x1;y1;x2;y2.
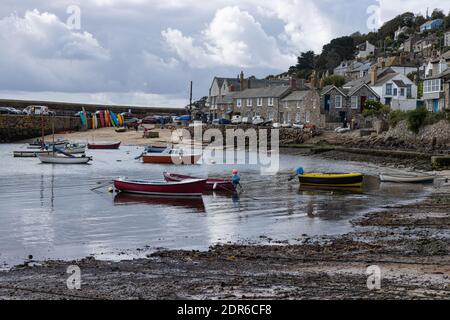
261;120;273;127
252;116;264;125
281;123;292;128
23;105;55;116
140;115;160;124
293;123;304;129
125;117;140;128
0;107;21;114
188;121;205;127
241;117;252;124
175;115;191;122
272;122;281;128
231;115;242;124
212;118;231;125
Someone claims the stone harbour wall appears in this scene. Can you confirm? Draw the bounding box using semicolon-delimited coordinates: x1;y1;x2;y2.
385;120;450;149
187;124;313;145
0;115;83;142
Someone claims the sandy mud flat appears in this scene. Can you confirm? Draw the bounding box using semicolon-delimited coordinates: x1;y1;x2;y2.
1;191;449;300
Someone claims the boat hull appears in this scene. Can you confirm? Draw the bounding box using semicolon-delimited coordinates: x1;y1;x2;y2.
14;150;52;158
38;155;92;164
299;173;363;187
142;154;202;165
88;141;121;149
114;178;206;197
163;172;235;191
379;174;435;183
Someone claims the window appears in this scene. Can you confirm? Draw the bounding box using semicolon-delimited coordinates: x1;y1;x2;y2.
295;112;301;123
400;88;405;97
246;99;252;107
236;99;242;108
305;111;310;123
406;85;412;98
257;98;263;107
284;101;288;108
386;83;393;96
268;111;274;120
350;96;359;109
296;100;304;109
268;97;274;106
335;95;342;108
393;88;398;96
424;79;442;93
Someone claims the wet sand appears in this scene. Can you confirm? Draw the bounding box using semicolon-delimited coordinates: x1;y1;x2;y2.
20;126;178;146
1;190;449;300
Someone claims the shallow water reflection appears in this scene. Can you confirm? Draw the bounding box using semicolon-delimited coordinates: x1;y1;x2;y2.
0;144;431;267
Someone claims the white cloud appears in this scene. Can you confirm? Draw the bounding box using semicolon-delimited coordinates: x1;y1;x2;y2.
0;10;109;91
254;0;333;53
162;6;295;70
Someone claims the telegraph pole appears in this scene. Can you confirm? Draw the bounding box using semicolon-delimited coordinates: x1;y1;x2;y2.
189;81;193;117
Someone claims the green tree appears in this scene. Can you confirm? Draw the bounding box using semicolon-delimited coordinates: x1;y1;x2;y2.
323;75;346;87
289;51;316;79
431;9;445;20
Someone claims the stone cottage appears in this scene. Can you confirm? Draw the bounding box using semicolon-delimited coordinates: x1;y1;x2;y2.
279;88;321;125
320;83;380;123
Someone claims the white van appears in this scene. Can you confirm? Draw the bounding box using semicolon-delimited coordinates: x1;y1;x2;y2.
231;115;242;124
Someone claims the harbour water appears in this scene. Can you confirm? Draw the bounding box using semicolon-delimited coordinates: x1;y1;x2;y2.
0;144;431;268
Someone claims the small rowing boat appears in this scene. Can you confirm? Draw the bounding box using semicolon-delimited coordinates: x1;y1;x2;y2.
298;173;364;187
163;172;235;191
38;154;92;164
142;149;202;165
14;150;53;158
88;141;121;149
145;145;168;153
379;174;435;184
114;178;207;197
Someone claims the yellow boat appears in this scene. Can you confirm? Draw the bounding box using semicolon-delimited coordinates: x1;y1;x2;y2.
298;173;364;187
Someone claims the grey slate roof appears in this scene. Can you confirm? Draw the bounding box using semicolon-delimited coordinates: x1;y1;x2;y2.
343;67;395;88
393;80;407;88
281;90;309;101
234;86;290;99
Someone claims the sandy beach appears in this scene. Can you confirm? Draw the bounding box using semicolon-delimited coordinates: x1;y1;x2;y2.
20;126;178;146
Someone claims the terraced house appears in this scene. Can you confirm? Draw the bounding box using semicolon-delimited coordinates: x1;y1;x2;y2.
231;79;321;125
423;51;450;112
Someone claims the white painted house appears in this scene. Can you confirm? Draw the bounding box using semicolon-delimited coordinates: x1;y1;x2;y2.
356;41;376;59
344;67;418;111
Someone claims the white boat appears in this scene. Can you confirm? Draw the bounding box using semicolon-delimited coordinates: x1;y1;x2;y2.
38;154;92;164
379;174;435;183
59;143;86;154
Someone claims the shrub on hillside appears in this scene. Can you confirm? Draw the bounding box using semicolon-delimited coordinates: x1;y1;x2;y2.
406;107;427;133
388;109;407;127
363;100;390;119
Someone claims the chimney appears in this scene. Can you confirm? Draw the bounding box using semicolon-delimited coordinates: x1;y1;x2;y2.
240;71;245;90
229;84;235;92
370;65;378;86
289;77;297;90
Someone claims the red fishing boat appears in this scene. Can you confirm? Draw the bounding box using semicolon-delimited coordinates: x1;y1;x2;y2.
163;172;235;192
142;148;202;165
88;141;121;149
114;177;206;197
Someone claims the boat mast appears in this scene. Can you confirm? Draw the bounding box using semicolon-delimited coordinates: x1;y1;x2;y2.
41;112;45;147
52;114;55;156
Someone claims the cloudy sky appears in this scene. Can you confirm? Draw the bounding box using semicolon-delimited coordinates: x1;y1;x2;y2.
0;0;449;108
